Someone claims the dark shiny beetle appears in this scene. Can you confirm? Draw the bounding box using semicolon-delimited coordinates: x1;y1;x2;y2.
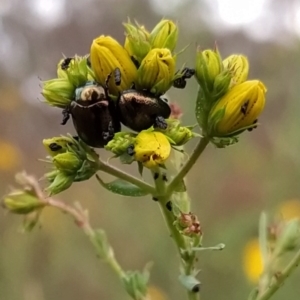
114;68;171;132
61;75;121;148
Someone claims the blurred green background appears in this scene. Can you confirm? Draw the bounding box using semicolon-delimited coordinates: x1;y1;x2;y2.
1;0;300;299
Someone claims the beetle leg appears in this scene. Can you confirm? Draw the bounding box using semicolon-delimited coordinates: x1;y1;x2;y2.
154;116;168;130
114;68;121;86
102;121;115;141
61;107;71;125
127;144;135;156
173;67;195;89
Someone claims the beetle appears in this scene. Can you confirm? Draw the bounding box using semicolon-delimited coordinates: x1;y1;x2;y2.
113;68;171;132
61;74;121;148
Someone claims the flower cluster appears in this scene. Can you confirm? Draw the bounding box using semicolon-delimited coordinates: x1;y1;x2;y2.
195;48;266;147
39;18;267;194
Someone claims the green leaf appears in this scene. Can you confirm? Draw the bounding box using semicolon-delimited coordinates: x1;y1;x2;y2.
119;152;135;164
96;175;149;197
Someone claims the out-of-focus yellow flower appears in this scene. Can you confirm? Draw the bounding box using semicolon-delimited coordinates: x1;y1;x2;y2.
195;48;222;91
146;285;168;300
277;199;300;220
134;131;171;169
90;35;138;95
0;140;21;171
150;19;178;52
208;80;266;137
124;21;151;64
223;54;249;87
243;239;263;283
136;48;176;95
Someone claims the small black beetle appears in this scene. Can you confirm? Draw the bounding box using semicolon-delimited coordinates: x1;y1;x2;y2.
61;75;121;148
114;68;171;132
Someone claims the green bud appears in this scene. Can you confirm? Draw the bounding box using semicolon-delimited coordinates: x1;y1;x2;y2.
195;48;222;91
157;119;198;146
45;171;75;195
42;78;74;108
274;219;300;257
53;152;82;174
136;48;176;95
43;136;75;157
123;21;151;65
3;190;45;214
212;70;232;99
105;132;136;156
150;19;178;52
57;55;91;87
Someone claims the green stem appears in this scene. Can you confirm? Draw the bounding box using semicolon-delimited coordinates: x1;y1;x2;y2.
167;137;209;195
97;160;156;195
153;171;199;300
255;248;300;300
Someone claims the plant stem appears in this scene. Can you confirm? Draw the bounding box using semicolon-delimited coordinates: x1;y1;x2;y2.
45;198;125;279
167;137;209;195
97;159;156;195
255;248;300;300
153;170;200;300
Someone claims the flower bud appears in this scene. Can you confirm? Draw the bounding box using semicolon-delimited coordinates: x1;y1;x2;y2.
274;219;300;256
223;54;249;87
150;19;178;52
53;152;82;174
57;55;92;87
123;21;151;65
45;171;75;196
105;132;136;156
195;48;222;91
157;119;198;146
136;48;176;95
3;190;44;214
134;131;171;169
175;212;202;238
42;78;74;108
43;136;75;157
90;35;138;95
208;80;266;137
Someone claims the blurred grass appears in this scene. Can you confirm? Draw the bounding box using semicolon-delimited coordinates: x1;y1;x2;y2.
1;0;300;299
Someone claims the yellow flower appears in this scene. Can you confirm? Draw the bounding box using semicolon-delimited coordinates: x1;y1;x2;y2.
136;48;176;95
150;19;178;52
243;239;263;283
124;21;151;64
277;200;300;220
134;131;171;169
146;286;167;300
90;35;138;95
195;48;222;91
223;54;249;87
0;140;21;171
208;80;266;136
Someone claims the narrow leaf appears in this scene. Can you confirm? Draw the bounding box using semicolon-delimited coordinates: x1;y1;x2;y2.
96;175;149;197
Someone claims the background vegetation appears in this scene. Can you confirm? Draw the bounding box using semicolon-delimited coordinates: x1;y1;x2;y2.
1;0;300;299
